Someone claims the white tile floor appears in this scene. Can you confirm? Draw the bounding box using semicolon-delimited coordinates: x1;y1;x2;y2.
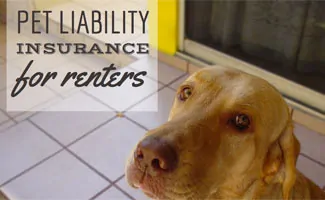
1;53;325;199
0;36;188;199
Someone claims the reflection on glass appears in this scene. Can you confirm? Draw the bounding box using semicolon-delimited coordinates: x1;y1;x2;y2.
186;1;325;94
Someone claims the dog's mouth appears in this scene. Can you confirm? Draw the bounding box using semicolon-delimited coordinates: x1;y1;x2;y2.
126;161;163;199
131;165;148;189
126;157;202;200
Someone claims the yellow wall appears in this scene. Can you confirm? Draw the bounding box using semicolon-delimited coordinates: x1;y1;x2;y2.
149;0;178;55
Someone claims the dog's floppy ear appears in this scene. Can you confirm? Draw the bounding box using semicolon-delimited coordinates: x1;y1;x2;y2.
279;115;300;200
263;110;300;200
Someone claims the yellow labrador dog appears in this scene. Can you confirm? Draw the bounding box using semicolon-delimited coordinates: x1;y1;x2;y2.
126;66;325;199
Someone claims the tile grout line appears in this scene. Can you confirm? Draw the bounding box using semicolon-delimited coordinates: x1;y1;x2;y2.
112;174;126;184
0;118;12;127
165;73;188;88
122;85;168;113
121;72;187;116
88;184;113;200
30;113;115;153
9;117;139;200
65;117;139;200
120;74;190;132
44;85;65;99
79;67;170;114
0;109;12;120
81;90;118;112
164;73;189;92
128;64;169;86
28;116;144;200
64;115;140;200
28;119;66;147
0;109;14;123
65;148;113;183
112;184;136;200
65;116;118;147
166;85;177;92
124;116;149;131
0;148;65;188
123;72;187;113
110;174;139;200
4;94;64;124
300;153;325;168
132;64;187;87
28;119;114;183
0;121;17;133
88;174;132;200
0;105;17;124
2;51;85;122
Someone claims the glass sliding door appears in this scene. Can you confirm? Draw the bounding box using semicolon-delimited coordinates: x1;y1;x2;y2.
182;0;325;118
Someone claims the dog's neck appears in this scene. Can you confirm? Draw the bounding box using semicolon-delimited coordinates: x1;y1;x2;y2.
207;168;286;199
207;168;325;200
208;178;285;199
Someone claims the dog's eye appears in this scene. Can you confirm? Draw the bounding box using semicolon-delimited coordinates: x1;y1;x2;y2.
179;87;192;101
233;114;250;130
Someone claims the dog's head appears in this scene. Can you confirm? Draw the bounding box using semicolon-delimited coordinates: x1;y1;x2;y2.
126;66;300;199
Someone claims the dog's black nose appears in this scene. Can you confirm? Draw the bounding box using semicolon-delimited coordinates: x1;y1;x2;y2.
134;136;178;172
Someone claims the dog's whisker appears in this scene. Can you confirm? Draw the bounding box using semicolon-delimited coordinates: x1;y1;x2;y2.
139;165;148;184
